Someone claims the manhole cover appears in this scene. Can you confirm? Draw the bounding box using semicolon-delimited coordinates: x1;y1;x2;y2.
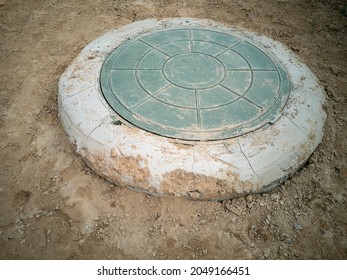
100;28;290;140
58;19;326;199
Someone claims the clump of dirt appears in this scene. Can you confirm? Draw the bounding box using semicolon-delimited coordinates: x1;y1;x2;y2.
0;0;346;259
160;169;254;199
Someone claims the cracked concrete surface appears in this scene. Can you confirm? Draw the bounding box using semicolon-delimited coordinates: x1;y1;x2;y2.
284;114;308;135
237;141;260;179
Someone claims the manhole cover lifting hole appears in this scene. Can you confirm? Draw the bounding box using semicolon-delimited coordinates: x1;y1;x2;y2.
100;28;291;141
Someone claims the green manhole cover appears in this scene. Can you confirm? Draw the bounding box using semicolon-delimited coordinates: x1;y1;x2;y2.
100;28;290;141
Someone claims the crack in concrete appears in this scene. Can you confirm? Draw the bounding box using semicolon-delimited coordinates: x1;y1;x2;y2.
237;141;260;179
116;146;125;157
60;85;94;102
82;115;108;146
284;114;307;135
211;156;239;170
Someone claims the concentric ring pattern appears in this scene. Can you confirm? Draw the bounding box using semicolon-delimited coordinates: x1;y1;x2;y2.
100;28;290;140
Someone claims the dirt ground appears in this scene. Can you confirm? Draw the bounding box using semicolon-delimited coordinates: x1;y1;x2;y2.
0;0;346;260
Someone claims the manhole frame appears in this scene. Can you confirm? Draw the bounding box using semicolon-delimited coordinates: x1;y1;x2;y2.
58;18;326;200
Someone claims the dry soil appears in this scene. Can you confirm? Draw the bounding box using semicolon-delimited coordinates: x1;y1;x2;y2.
0;0;346;259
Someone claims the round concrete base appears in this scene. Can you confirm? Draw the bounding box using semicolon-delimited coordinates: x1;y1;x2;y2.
58;18;326;200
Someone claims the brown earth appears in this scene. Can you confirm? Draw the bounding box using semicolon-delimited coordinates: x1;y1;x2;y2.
0;0;346;259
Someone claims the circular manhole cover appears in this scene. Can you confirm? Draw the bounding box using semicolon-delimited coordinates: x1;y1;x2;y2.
100;28;290;140
58;19;326;199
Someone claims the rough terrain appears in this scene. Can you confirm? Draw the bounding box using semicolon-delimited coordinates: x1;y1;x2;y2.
0;0;346;259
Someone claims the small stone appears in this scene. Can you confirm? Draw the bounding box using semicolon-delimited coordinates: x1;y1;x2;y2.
188;191;202;199
78;239;85;245
111;148;118;158
271;194;280;201
333;194;344;204
284;237;292;244
294;222;302;230
279;200;284;205
87;53;96;60
231;216;238;222
246;195;253;203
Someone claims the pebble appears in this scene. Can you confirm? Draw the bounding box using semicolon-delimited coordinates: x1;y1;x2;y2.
246;195;253;203
271;194;280;200
284;237;292;244
230;216;237;222
293;222;303;230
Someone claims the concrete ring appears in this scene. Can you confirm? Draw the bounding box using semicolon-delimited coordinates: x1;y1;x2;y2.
58;18;326;200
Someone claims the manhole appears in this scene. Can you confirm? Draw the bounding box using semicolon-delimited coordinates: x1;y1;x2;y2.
58;19;326;200
100;28;290;141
